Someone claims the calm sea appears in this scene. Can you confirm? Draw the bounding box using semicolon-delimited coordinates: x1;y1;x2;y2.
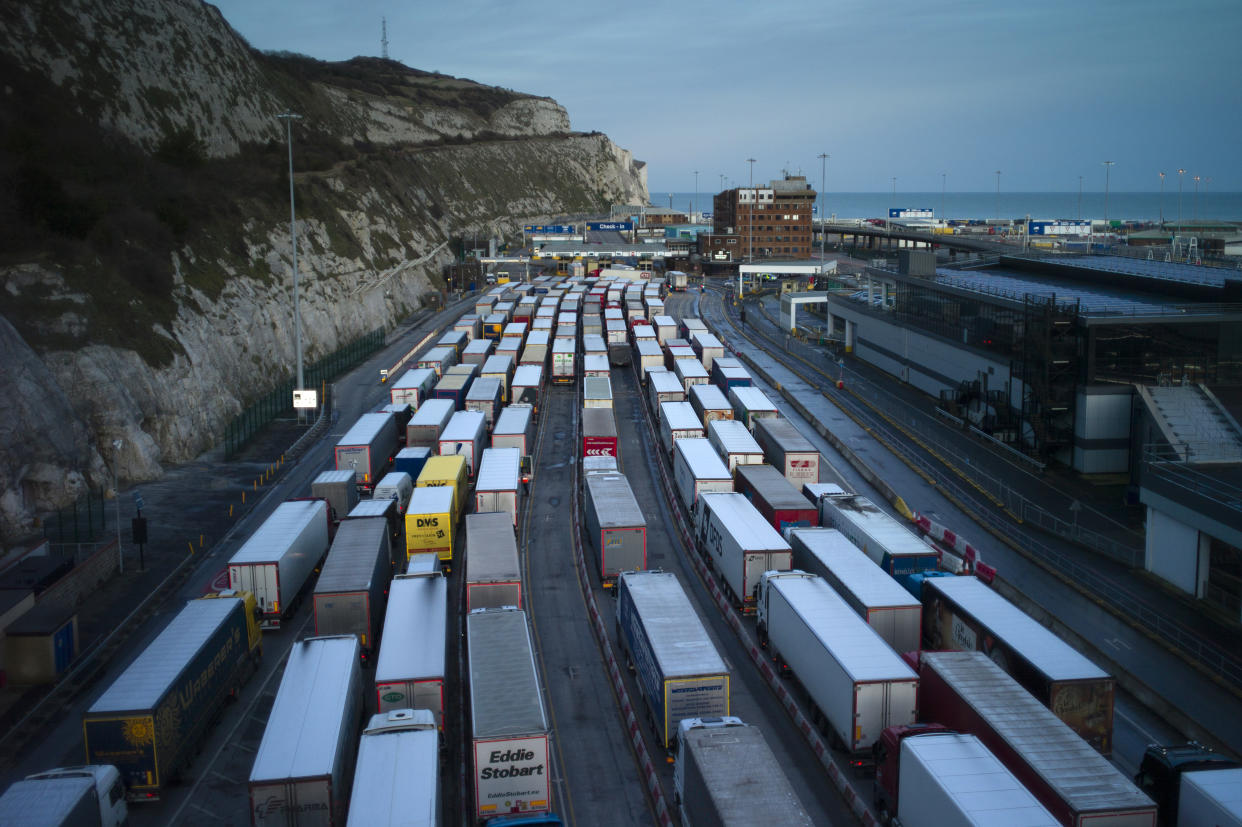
650;191;1242;223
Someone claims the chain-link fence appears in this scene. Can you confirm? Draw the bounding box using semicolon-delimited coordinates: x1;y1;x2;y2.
41;488;109;546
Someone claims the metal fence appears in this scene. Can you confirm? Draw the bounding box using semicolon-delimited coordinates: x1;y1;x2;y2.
41;488;109;545
224;328;386;458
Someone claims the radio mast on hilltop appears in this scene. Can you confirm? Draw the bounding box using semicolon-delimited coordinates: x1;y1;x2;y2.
381;18;389;60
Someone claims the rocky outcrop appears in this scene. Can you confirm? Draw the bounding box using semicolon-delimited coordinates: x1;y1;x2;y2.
0;0;647;543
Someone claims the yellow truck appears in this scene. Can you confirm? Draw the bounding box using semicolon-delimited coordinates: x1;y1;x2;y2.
416;454;468;557
404;486;456;569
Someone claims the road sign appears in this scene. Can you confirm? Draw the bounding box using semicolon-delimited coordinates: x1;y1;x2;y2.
292;389;318;409
132;492;145;511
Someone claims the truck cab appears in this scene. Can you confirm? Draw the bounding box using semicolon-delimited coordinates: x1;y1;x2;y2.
872;723;951;823
21;765;127;827
1135;742;1240;826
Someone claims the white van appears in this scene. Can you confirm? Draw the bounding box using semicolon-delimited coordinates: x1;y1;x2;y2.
371;471;414;515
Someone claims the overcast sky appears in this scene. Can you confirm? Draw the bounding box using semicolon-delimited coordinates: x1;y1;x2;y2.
210;0;1239;193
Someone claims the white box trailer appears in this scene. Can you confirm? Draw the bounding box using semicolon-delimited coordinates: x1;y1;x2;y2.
895;732;1058;827
406;398;456;450
491;404;536;455
481;353;516;402
691;331;725;370
788;528;922;653
582;455;619;476
582;332;607;356
374;573;447;724
616;571;731;749
467;608;551;821
648;369;686;411
389;367;436;408
757;571;919;754
1180;767;1242;827
465;376;503;430
335;411;399;492
632;323;657;342
551;337;576;384
583;375;613;408
455;314;481;341
673;438;734;511
439;410;487;478
689;383;735;424
346;709;439;827
463;337;495;365
693;492;792;609
582;472;647;584
634;339;664;381
817;490;941;577
465;512;522;610
228;499;332;629
511;364;543;413
754;417;820;487
474;447;521;526
707;419;765;473
728;386;779;433
249;635;362;827
674;357;711;391
652;314;678;344
675;718;814;827
660;401;706;456
313;517;394;658
583;353;611;378
416;344;458;377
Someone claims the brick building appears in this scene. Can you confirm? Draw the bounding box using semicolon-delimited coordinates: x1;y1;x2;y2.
712;175;816;259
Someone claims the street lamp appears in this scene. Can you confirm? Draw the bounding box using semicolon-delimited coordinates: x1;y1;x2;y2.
277;112;305;399
1177;168;1186;234
1158;171;1165;226
1078;176;1083;220
941;172;946;221
1193;175;1201;221
1102;161;1114;224
746;157;756;263
818;152;829;270
994;170;1002;219
693;170;699;224
111;439;124;574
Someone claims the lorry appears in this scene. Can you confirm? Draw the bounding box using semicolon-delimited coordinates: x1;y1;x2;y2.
416;454;468;527
371;470;414;515
673;438;734;511
374;574;447;725
733;464;818;533
710;357;753;392
511;364;544;414
634;339;664;382
311;469;359;525
694;492;793;610
456;313;482;341
335;411;399;493
660;401;706;457
921;575;1115;754
474;447;522;526
688;383;735;424
727;386;779;433
754;417;820;487
788;528;921;653
228;498;332;628
467;608;551;821
464;337;496;365
439;410;487;478
433;370;474;410
492;404;536;456
404;485;456;569
393;445;432;484
582;472;647;585
674;357;711;391
583;375;613;409
615;570;731;750
582;406;619;458
1135;743;1241;826
648;369;686;412
651;314;678;344
706;419;765;473
406;398;455;449
552;337;576;383
378;402;413;443
389;367;437;408
917;650;1156;826
756;571;918;756
416;344;458;376
466;512;522;610
313;517;394;658
691;331;725;370
482;354;516;402
872;727;1057;827
346;709;440;827
668;270;689;292
248;635;362;827
83;591;262;800
814;489;940;576
344;497;403;561
0;766;127;826
466;376;504;430
674;717;813;827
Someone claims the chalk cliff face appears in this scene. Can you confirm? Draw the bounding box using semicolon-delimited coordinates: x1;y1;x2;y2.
0;0;647;542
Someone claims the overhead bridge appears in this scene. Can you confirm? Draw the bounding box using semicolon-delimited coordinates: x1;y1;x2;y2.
823;222;1013;255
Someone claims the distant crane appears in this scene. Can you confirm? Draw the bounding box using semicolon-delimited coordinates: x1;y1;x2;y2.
381;18;389;60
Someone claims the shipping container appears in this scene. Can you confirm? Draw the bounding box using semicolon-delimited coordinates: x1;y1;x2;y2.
616;571;730;750
552;338;576;384
346;710;439;827
693;492;792;609
922;576;1115;754
481;354;516;402
467;609;551;821
728;386;779;433
439;410;487;478
406;398;456;449
389;367;437;408
754;417;820;487
659;400;706;458
465;512;522;610
733;464;818;533
757;571;918;755
647;369;686;411
416;345;458;377
249;635;362;826
393;446;433;484
816;490;940;576
335;412;399;492
312;469;359;525
474;447;522;526
582;407;619;458
788;528;921;652
917;651;1155;827
463;337;495;365
228;499;332;628
673;438;734;511
706;419;765;473
511;365;544;413
374;574;447;722
84;593;262;800
403;485;456;565
689;383;735;425
313;518;394;657
492;404;536;456
583;375;613;409
582;473;647;585
416;455;468;528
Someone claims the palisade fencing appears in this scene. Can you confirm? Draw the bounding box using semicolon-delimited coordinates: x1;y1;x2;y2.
224;328;385;458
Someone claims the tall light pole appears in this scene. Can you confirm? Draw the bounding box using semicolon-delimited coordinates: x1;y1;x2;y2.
277;111;305;397
746;157;756;262
1193;175;1201;220
1078;176;1083;219
941;172;947;221
1177;168;1186;235
693;170;699;223
1102;161;1114;224
112;439;124;574
994;170;1002;219
818;152;829;270
1158;171;1165;226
